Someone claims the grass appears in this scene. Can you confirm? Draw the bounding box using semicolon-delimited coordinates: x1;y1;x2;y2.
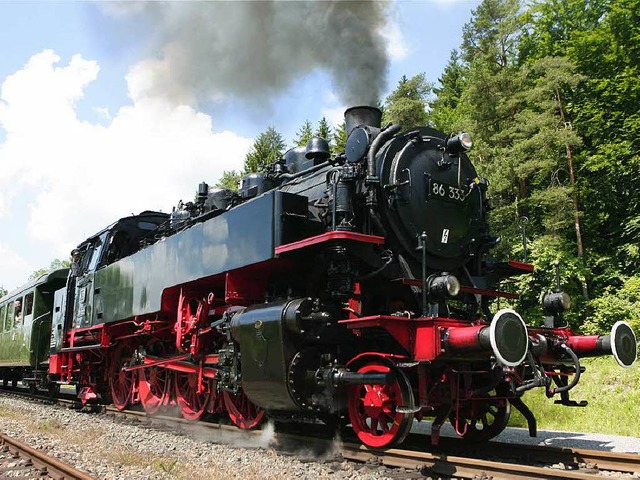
104;449;234;480
37;419;64;431
0;404;24;418
509;356;640;436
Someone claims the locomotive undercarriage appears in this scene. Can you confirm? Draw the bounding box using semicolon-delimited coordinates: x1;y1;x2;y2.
39;231;635;450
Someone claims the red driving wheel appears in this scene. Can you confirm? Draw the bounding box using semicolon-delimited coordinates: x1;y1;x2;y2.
109;343;134;411
347;362;414;448
139;364;170;415
222;389;265;430
175;371;212;421
138;341;170;415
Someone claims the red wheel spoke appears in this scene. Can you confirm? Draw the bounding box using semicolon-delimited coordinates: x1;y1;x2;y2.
110;344;134;411
450;390;511;442
223;390;265;430
175;372;211;421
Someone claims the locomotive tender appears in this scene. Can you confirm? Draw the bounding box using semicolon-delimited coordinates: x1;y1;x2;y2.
0;106;636;447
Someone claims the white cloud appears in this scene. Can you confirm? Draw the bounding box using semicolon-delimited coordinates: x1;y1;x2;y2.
381;8;409;61
0;242;31;292
0;50;253;278
322;105;347;129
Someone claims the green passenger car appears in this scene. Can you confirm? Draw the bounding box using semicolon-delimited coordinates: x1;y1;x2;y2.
0;269;68;386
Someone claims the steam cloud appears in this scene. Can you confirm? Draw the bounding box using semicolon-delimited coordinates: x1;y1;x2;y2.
114;1;390;106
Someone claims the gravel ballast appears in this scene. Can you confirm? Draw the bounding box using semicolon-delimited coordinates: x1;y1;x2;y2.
0;396;392;480
1;394;639;479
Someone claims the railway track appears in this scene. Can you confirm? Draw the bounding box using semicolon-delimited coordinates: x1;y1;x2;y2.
341;442;640;479
104;404;640;479
2;388;639;479
0;432;94;480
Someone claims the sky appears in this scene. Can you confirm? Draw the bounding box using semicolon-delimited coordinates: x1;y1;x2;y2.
0;0;481;292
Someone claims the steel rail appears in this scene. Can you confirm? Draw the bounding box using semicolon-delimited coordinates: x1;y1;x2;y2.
477;440;640;475
339;442;636;480
0;432;95;480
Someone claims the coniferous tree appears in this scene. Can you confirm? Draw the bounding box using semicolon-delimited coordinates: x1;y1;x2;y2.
293;120;314;147
382;73;432;129
315;117;332;140
430;50;468;132
332;122;347;153
427;0;640;330
243;127;286;174
215;170;241;192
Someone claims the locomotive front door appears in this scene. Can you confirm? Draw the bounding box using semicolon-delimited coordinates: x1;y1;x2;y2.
73;233;107;328
50;288;66;353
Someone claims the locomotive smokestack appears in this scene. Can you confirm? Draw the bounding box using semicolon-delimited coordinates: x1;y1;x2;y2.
345;106;382;136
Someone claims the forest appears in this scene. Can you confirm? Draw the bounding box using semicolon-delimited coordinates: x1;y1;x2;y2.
221;0;640;338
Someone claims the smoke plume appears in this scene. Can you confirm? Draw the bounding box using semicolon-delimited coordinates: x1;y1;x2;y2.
113;1;390;106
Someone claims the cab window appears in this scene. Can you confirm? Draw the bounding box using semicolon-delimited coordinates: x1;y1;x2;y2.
87;233;108;272
14;297;23;326
24;292;34;317
0;304;6;331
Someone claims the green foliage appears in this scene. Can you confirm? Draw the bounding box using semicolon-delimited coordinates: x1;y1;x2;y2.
315;117;332;141
0;286;6;299
243;126;286;174
584;276;640;334
568;0;640;274
29;258;71;280
293;117;333;154
423;2;640;437
382;73;432;129
215;170;241;192
431;50;469;132
293;120;313;147
510;356;640;436
462;0;522;68
155;459;179;474
507;235;590;328
333;122;347;153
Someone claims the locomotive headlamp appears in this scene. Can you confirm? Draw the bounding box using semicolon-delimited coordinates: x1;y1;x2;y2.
446;132;473;154
427;274;461;299
543;291;571;314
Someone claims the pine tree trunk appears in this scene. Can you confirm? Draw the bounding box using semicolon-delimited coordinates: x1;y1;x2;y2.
556;87;589;300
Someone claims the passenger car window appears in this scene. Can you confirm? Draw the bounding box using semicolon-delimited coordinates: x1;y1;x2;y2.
24;292;34;317
0;305;6;331
6;302;14;329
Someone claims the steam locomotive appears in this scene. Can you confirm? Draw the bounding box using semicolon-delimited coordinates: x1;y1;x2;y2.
0;106;636;448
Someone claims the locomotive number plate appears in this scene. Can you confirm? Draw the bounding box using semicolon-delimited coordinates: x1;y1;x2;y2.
427;179;466;204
